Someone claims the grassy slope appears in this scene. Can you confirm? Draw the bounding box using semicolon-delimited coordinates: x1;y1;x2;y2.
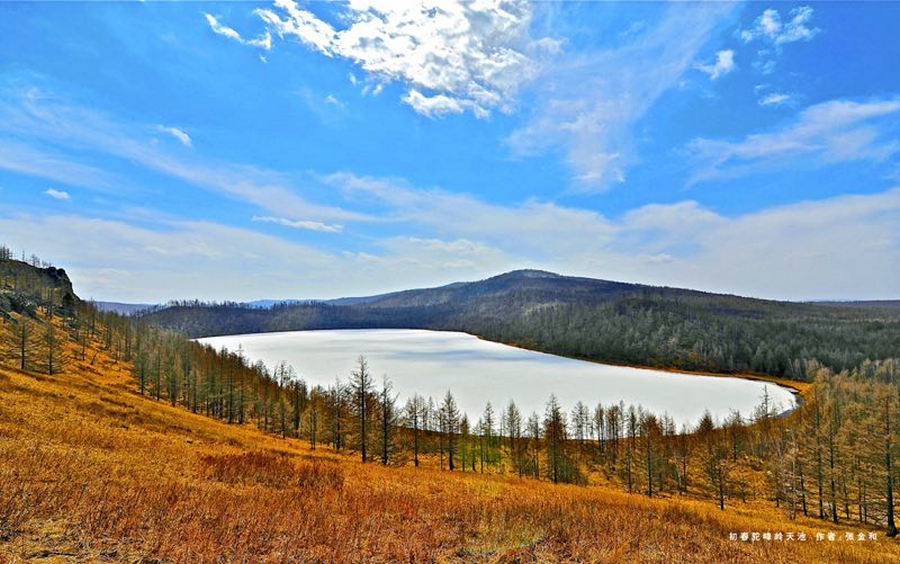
1;342;897;562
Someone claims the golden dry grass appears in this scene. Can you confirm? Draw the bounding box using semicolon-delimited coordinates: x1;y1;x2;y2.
0;343;897;562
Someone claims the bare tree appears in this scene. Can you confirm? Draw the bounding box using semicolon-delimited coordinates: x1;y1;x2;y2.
543;395;567;484
379;376;398;465
441;390;459;470
349;356;373;462
405;394;426;467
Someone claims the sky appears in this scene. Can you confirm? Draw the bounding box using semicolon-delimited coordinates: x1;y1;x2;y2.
1;1;898;303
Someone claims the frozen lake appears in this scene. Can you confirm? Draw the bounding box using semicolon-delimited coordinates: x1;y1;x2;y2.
198;329;796;428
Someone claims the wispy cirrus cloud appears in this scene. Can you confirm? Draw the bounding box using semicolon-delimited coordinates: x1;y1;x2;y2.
325;171;619;260
0;85;365;224
758;92;794;107
156;125;192;147
686;97;900;184
507;3;736;192
0;138;123;192
252;215;343;233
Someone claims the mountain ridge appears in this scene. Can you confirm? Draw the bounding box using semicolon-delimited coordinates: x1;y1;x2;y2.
101;269;900;314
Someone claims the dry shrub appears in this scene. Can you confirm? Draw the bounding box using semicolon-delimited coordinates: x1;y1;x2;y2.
296;459;344;490
201;452;344;492
201;451;297;488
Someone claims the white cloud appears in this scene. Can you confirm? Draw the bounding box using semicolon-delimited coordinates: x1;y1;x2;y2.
208;3;734;191
610;189;900;300
205;13;241;41
242;0;559;118
252;215;343;233
43;188;70;200
740;6;819;76
507;4;735;192
402;90;466;118
758;92;792;107
686;97;900;184
740;6;820;46
204;13;272;49
695;49;736;80
156;125;192;147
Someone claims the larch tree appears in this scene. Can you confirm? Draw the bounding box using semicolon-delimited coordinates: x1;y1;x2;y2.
379;376;398;465
593;403;606;459
543;395;567;484
697;411;729;510
459;414;471;472
15;317;37;371
405;394;425;467
349;355;373;462
481;402;496;472
883;389;898;536
571;401;590;456
641;411;662;498
505;400;525;477
526;412;541;479
441;390;459;470
42;321;68;375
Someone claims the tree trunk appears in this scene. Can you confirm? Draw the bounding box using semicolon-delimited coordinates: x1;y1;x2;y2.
886;397;897;536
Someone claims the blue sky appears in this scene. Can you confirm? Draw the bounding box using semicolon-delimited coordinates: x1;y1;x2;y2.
1;1;898;302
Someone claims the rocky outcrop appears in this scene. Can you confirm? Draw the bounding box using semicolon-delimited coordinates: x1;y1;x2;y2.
0;259;80;317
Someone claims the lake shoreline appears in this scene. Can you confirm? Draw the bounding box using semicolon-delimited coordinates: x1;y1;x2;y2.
464;332;806;418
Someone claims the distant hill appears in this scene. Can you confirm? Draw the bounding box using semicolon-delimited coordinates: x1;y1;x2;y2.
95;301;154;315
140;269;900;380
243;298;310;308
815;300;900;309
96;298;319;313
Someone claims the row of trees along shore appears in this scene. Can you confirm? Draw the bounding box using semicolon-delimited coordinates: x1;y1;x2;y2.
1;248;899;537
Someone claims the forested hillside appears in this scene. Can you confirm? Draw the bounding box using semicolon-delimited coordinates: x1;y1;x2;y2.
4;252;900;560
141;270;900;379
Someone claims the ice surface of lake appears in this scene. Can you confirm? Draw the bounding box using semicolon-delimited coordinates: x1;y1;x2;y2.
198;329;796;428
